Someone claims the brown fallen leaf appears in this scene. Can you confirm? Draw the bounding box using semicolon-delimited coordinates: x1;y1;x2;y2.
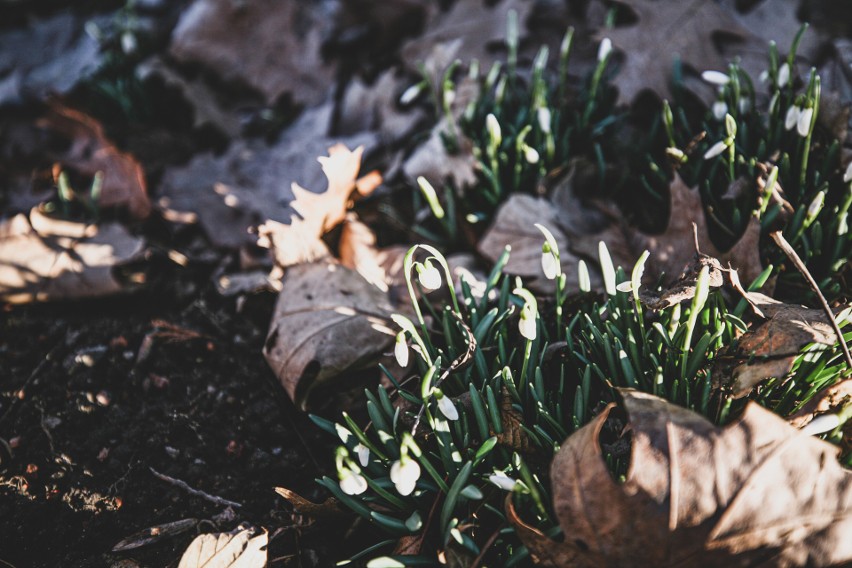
403;121;480;192
159;103;376;250
263;260;396;409
477;194;599;294
112;518;199;552
495;388;536;454
788;379;852;430
504;495;581;568
274;487;345;521
0;208;145;304
43;104;151;220
258;144;382;268
170;0;335;106
600;0;750;104
723;294;840;396
177;528;267;568
545;390;852;567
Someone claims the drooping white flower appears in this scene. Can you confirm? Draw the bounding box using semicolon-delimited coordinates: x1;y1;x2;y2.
844;161;852;183
597;37;612;62
712;101;728;121
488;471;518;491
777;63;790;87
355;443;370;467
578;260;591;293
785;105;800;130
797;106;813;137
518;303;537;341
537;107;552;133
417;260;442;291
701;70;730;86
615;281;633;293
759;69;769;83
121;31;138;55
400;83;424;105
436;393;459;421
806;191;825;221
801;413;841;436
390;458;421;496
541;243;559;280
394;332;410;367
703;140;729;160
486;113;502;145
523;145;540;164
339;468;368;495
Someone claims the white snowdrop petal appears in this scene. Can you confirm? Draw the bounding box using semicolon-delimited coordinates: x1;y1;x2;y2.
616;281;633;293
797;107;813;137
524;145;540;164
355;444;370;467
390;460;421;496
703;140;729;160
844;162;852;183
518;306;537;341
400;83;423;105
785;105;800;130
801;414;841;436
418;263;442;290
712;101;728;121
486;113;501;144
597;37;612;62
777;63;790;87
394;334;410;367
701;70;730;86
537;107;552;133
488;472;517;491
340;471;368;495
541;250;559;280
437;396;459;421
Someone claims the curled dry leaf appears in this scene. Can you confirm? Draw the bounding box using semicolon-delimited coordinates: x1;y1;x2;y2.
177;528;267;568
788;379;852;430
495;388;536;454
258;144;381;268
0;208;145;304
723;293;842;396
505;495;579;567
43;104;151;220
159;104;376;250
274;487;345;521
170;0;335;106
263;260;396;409
539;390;852;568
403;122;479;192
600;0;750;104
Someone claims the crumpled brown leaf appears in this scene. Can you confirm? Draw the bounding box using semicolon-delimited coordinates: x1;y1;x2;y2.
0;11;104;106
274;487;346;521
158;104;376;249
600;0;750;104
722;293;841;396
177;528;267;568
0;208;145;304
170;0;335;106
540;390;852;568
263;260;396;409
43;104;152;220
337;71;427;145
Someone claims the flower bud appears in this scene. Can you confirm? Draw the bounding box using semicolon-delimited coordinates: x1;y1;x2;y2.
701;70;730;86
536;107;552;134
394;332;409;367
777;62;790;87
597;37;612;62
703;140;729;160
797;106;813;137
785;105;800;131
486;113;502;146
417;260;442;291
712;101;727;121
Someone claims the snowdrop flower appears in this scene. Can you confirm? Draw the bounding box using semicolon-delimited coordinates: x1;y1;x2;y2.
844;161;852;183
712;101;728;121
537;107;552;133
339;468;368;495
759;69;770;83
355;443;370;467
121;31;137;55
801;413;841;436
540;241;559;280
523;145;540;164
578;260;591;293
806;191;825;222
394;332;409;367
486;113;502;146
777;63;790;87
701;70;730;86
518;302;537;341
738;98;750;114
615;281;633;293
597;37;612;62
400;82;424;105
390;457;421;496
797;106;813;137
488;471;518;491
785;105;801;131
435;391;459;421
703;139;730;160
443;88;456;108
417;176;445;219
416;260;442;291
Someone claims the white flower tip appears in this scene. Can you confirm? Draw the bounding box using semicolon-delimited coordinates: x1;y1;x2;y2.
536;107;552;133
597;37;612;62
355;443;371;467
541;250;559;280
437;395;459;421
797;107;813;137
488;472;517;491
394;333;410;367
390;460;421;496
785;105;800;130
703;140;729;160
701;70;730;86
524;145;540;164
418;262;442;291
844;162;852;183
778;63;790;87
519;307;537;341
615;281;633;293
400;83;423;105
340;471;368;495
712;101;728;121
800;413;841;436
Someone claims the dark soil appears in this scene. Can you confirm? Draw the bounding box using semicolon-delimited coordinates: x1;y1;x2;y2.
0;270;344;567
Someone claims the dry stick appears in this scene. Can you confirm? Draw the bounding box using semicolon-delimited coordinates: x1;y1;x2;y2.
149;467;242;509
769;231;852;370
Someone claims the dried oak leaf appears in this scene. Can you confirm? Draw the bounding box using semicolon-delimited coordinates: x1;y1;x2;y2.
258;144;381;268
159;104;376;250
505;495;579;567
401;0;532;75
43;104;151;220
543;390;852;568
600;0;750;104
170;0;334;106
274;487;346;521
177;528;267;568
477;194;599;293
0;208;145;304
263;260;396;409
403;120;479;191
724;293;841;396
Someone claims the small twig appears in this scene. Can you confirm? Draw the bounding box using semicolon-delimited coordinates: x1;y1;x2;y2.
470;524;504;568
770;231;852;370
149;467;242;509
0;339;64;427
